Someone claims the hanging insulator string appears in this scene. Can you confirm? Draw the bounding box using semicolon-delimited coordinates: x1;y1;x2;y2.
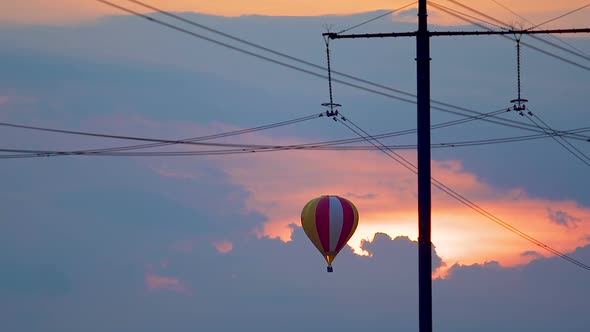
516;37;522;101
322;36;341;118
326;38;335;112
510;34;528;114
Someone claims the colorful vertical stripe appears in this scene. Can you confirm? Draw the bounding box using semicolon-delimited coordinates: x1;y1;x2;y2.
301;195;359;265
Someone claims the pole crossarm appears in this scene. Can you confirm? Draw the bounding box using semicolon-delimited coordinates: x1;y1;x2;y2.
431;27;590;36
323;28;590;39
323;32;416;39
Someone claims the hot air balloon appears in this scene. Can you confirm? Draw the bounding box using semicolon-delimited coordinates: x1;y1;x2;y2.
300;195;359;272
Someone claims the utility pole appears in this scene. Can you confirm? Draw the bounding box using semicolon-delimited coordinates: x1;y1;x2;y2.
416;1;432;332
323;2;589;331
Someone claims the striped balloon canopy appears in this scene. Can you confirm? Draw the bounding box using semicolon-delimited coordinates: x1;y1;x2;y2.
300;195;359;272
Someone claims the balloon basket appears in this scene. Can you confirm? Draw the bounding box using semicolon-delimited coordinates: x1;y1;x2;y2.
327;265;333;273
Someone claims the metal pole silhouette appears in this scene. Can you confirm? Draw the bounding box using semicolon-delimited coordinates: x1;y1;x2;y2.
324;2;589;332
416;1;433;332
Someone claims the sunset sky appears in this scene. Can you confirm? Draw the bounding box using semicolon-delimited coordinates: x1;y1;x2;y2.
1;1;589;331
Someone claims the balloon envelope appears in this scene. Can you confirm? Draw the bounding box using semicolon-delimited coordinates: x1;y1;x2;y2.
300;195;359;268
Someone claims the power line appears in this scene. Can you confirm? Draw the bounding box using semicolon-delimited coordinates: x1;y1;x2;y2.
0;129;584;158
334;112;590;273
327;2;590;328
529;3;590;30
337;1;417;34
97;0;590;143
0;113;322;152
490;0;530;25
0;108;507;157
10;128;588;157
437;0;509;29
523;107;590;167
122;0;420;104
448;0;590;62
490;0;590;60
429;1;590;71
6;108;590;158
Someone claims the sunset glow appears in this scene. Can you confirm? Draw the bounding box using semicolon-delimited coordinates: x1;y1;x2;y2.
1;0;588;27
216;144;590;268
213;240;234;254
2;1;589;330
145;273;192;295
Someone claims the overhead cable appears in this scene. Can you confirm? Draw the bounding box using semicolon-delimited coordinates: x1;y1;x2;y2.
333;112;590;273
97;0;590;141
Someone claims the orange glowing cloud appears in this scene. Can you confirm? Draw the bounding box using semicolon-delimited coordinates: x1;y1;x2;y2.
1;1;588;28
213;240;234;254
88;114;590;270
145;273;192;295
212;138;590;268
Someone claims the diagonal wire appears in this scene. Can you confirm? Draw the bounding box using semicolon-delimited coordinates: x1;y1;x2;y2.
491;0;590;60
432;1;508;29
429;1;590;71
2;119;590;158
0;108;507;158
523;107;590;167
490;0;530;25
337;1;417;34
124;0;590;138
442;0;510;28
335;112;590;273
98;0;590;140
0;113;322;152
437;0;590;62
528;3;590;30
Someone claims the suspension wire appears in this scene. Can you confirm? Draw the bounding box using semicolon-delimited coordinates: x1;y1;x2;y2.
523;107;590;167
528;3;590;30
509;34;528;113
432;1;510;30
324;36;336;113
516;37;522;101
490;0;590;61
333;112;590;273
97;0;590;142
428;1;590;72
336;1;418;34
511;36;527;112
445;0;590;63
490;0;529;26
450;0;590;62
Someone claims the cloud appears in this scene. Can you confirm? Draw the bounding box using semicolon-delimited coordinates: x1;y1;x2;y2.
213;240;234;254
217;137;590;267
436;245;590;332
2;220;589;332
1;27;589;270
547;207;581;228
343;192;378;200
0;10;589;332
145;273;191;295
521;250;542;258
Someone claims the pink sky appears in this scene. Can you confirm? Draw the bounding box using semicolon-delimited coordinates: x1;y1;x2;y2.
1;0;588;28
